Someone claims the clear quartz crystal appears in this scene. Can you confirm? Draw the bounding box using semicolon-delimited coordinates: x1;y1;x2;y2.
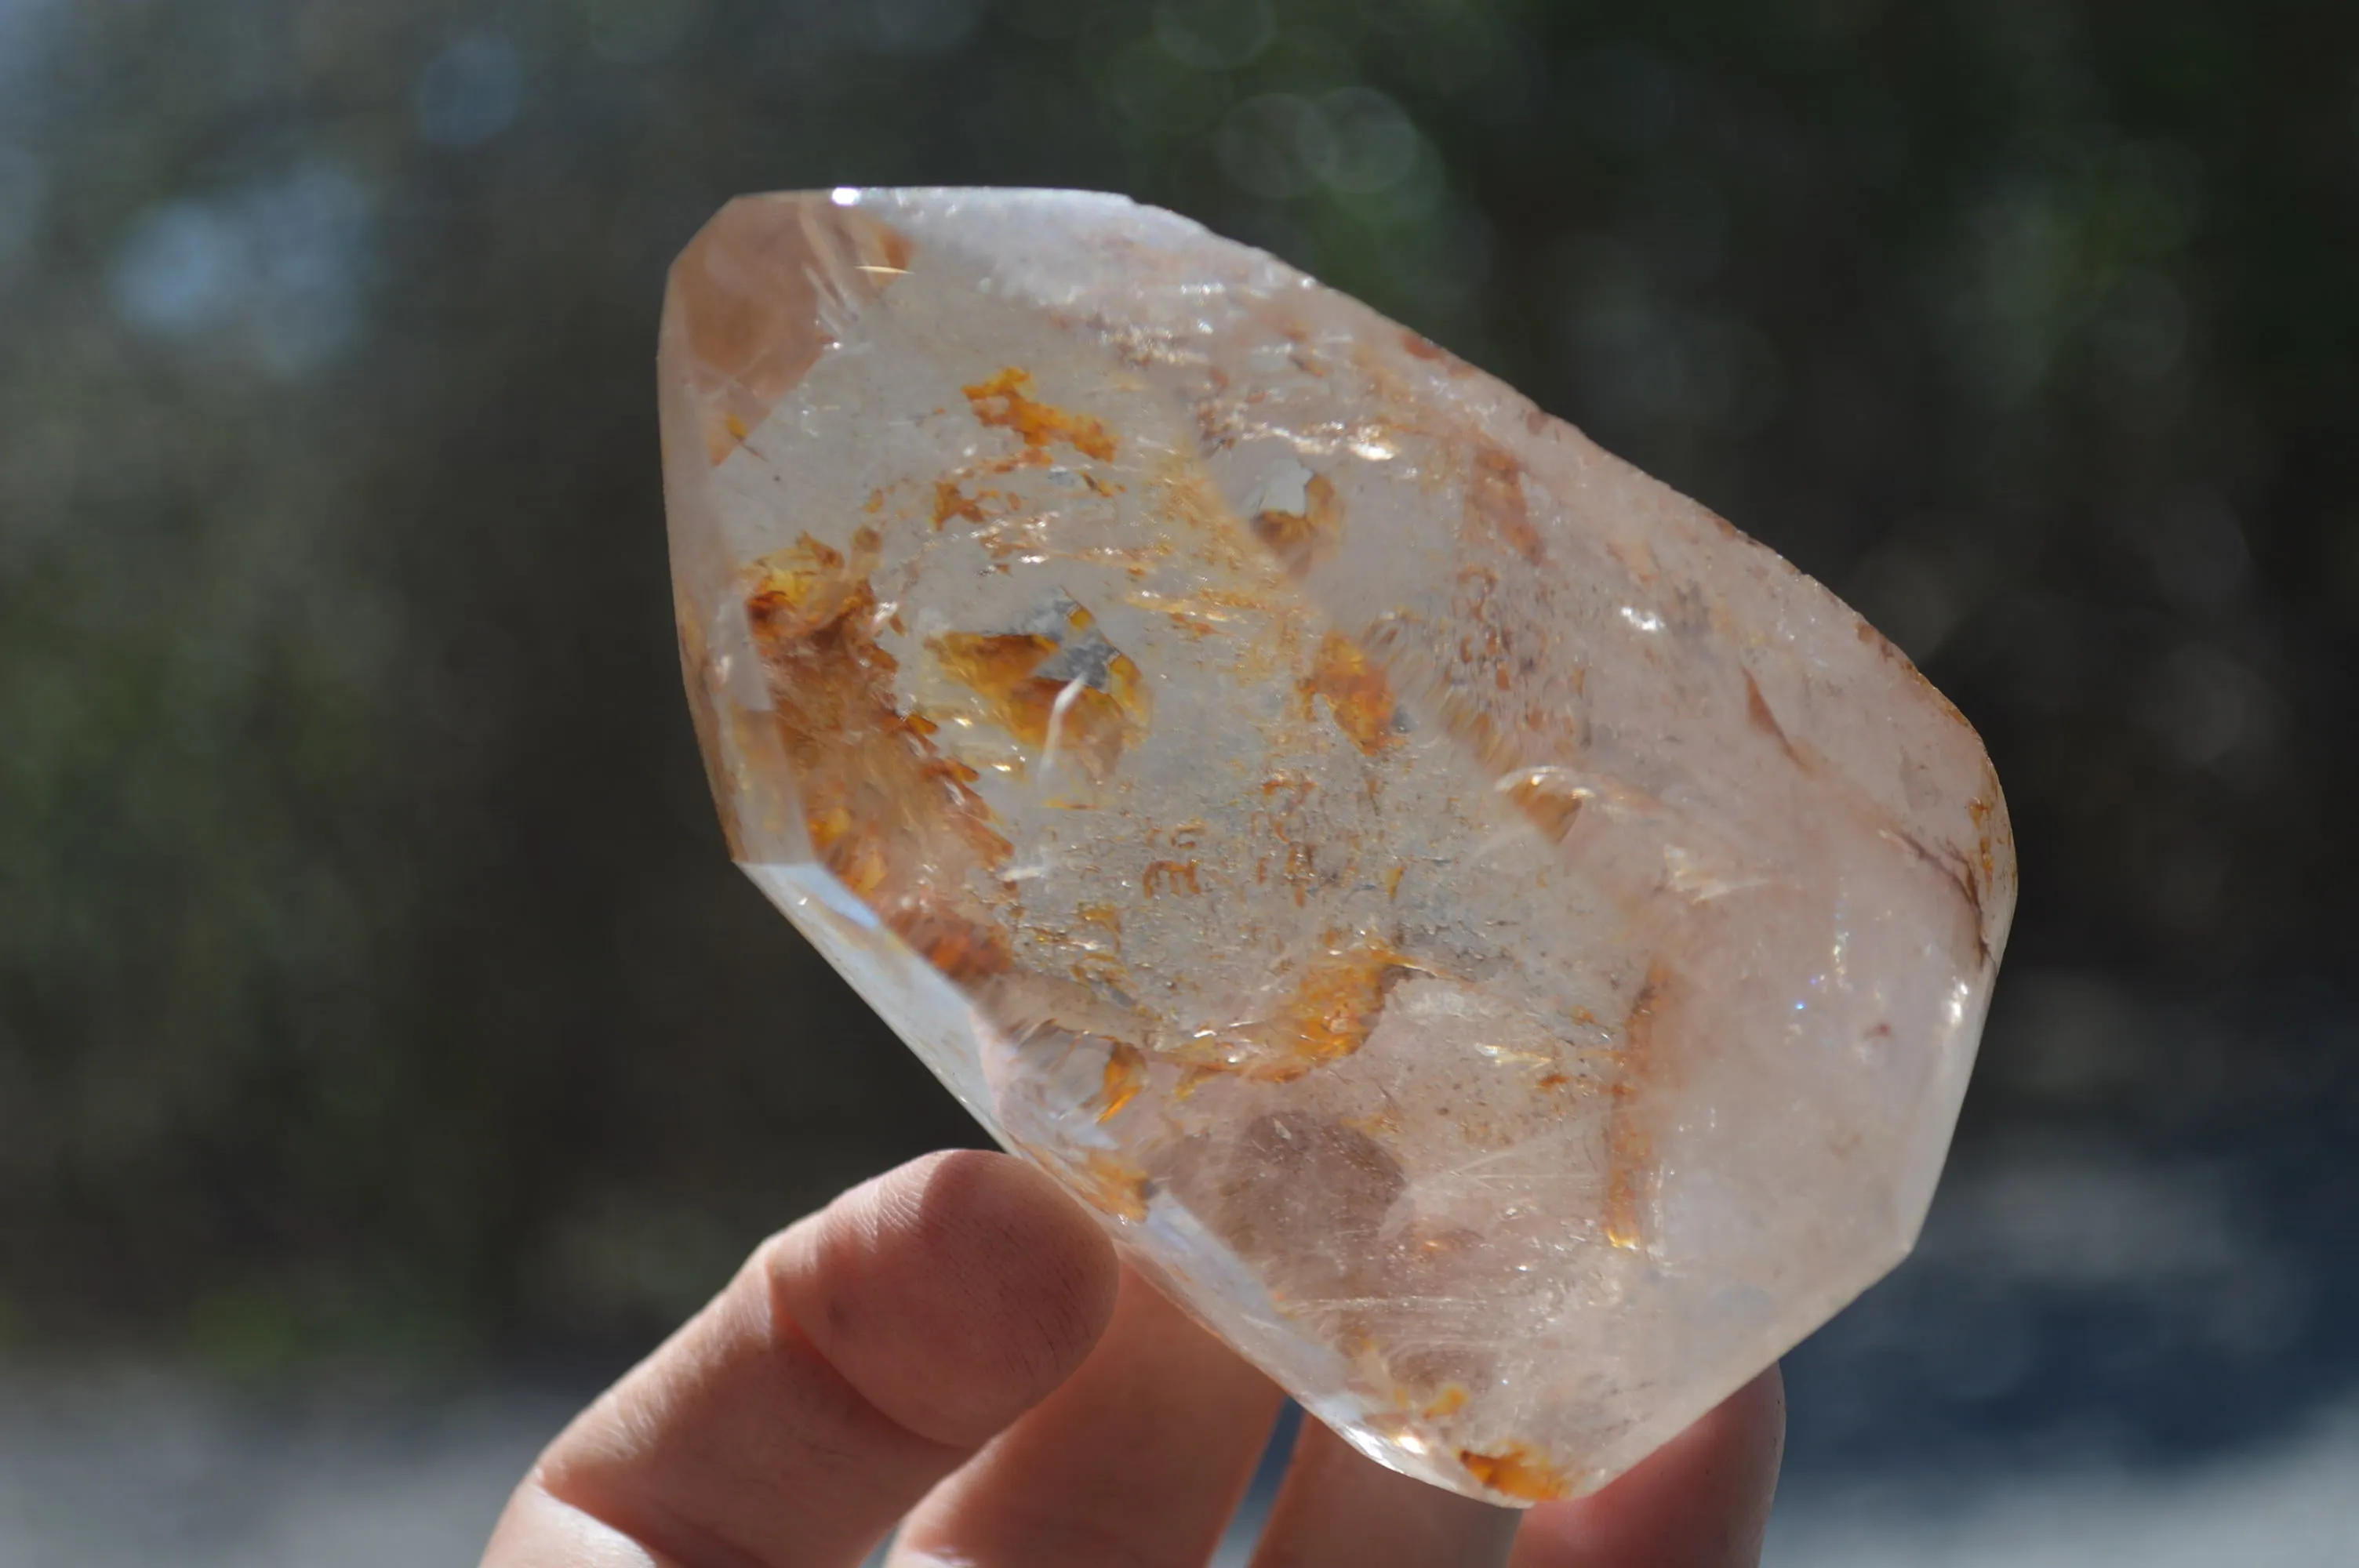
660;188;2015;1504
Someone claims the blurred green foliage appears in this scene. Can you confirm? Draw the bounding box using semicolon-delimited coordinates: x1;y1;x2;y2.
1;0;2354;1360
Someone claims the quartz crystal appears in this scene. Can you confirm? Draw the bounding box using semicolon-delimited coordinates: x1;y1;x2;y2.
660;188;2015;1504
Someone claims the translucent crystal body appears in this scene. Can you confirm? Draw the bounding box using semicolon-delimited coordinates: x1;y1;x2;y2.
660;189;2015;1504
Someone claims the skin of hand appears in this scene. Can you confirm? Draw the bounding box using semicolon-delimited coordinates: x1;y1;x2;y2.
481;1149;1785;1568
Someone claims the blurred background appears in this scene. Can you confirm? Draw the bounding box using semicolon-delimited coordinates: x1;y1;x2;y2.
2;0;2356;1560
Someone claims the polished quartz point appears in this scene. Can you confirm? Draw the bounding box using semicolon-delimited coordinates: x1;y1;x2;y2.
660;188;2014;1504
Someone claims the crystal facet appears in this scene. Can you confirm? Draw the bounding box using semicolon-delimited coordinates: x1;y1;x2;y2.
660;189;2016;1504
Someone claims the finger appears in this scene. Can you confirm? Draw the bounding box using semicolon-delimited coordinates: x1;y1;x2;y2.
1507;1366;1786;1568
481;1150;1120;1568
481;1484;687;1567
1248;1417;1522;1568
889;1265;1285;1568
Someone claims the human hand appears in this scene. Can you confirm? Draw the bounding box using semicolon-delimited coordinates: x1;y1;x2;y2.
481;1149;1784;1567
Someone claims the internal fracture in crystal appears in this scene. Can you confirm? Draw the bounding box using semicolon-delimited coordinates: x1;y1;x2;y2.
660;188;2015;1504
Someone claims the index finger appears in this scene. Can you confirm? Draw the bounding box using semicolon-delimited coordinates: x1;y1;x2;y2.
479;1149;1121;1568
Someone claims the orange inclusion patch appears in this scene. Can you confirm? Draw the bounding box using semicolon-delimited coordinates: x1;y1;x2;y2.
932;476;995;528
891;909;1013;984
1503;770;1587;842
1423;1385;1470;1420
1237;937;1417;1080
1159;937;1414;1083
1303;630;1398;755
1142;859;1202;896
1401;328;1448;361
933;631;1060;717
1074;1149;1151;1221
1968;795;2004;886
932;628;1150;781
743;533;1014;986
961;366;1118;463
744;530;877;640
1604;961;1672;1251
1469;439;1542;563
1097;1042;1147;1123
1251;470;1345;571
1459;1444;1574;1502
1172;1064;1219;1102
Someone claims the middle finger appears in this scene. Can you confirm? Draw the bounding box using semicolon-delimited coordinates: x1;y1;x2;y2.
1249;1418;1521;1568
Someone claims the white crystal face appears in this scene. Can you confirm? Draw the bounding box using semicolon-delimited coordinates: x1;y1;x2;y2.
660;187;2015;1504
